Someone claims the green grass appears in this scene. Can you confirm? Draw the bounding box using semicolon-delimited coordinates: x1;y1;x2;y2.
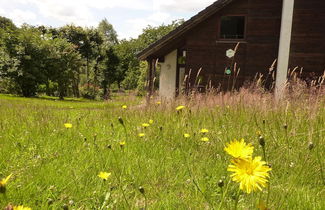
0;93;324;209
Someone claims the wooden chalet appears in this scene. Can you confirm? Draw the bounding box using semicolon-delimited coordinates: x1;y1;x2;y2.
138;0;325;99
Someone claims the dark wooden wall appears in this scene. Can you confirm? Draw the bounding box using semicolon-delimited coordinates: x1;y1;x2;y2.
184;0;325;90
290;0;325;80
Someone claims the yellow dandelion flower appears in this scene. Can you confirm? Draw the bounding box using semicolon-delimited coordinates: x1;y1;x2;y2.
176;105;185;111
0;174;12;187
224;139;254;159
138;133;145;137
227;156;271;194
64;123;72;128
119;141;126;146
13;205;32;210
183;133;190;138
142;123;150;128
122;105;127;109
201;137;209;142
156;101;161;105
0;174;12;194
149;119;154;124
98;172;111;181
200;128;209;134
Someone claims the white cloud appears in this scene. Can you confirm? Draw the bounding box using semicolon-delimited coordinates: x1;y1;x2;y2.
0;9;37;25
121;12;175;39
153;0;216;12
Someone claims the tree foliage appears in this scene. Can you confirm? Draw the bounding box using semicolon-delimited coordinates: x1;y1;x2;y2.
0;16;184;99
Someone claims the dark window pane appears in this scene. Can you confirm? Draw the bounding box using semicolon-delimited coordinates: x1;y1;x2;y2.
220;16;245;39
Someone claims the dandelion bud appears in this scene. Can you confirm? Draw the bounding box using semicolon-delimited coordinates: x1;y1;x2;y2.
283;124;288;130
62;204;69;210
0;186;6;194
218;179;224;188
308;142;314;150
118;117;124;125
259;136;265;147
139;186;145;194
47;198;54;205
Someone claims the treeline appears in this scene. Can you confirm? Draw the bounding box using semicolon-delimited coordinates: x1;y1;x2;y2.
0;16;183;99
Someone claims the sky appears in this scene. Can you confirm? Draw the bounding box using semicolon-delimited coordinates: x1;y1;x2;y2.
0;0;216;40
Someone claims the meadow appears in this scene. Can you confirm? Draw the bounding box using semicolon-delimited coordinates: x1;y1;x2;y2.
0;90;324;209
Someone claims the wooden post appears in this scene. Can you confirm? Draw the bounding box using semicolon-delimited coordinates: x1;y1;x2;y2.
146;59;153;104
275;0;295;100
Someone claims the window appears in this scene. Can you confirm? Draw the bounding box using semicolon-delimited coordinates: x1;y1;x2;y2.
220;16;245;39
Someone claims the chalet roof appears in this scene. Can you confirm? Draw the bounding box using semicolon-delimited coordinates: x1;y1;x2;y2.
137;0;235;60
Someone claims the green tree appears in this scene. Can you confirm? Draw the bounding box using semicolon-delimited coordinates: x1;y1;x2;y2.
98;18;118;46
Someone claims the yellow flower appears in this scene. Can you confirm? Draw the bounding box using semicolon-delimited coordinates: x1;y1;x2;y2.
183;133;190;138
0;174;12;187
64;123;72;128
200;128;209;134
119;141;126;146
98;172;111;181
138;133;145;137
13;205;32;210
227;156;271;194
224;139;254;160
176;105;185;111
122;105;127;109
149;119;154;124
142;123;150;128
156;101;161;105
201;137;209;142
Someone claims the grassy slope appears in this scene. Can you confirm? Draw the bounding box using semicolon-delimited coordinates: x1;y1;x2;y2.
0;94;324;209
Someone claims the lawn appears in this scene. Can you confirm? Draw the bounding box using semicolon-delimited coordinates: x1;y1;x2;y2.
0;92;324;209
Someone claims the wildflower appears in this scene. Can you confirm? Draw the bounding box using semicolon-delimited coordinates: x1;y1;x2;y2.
183;133;190;138
119;141;126;147
142;123;150;128
13;205;32;210
201;137;209;142
122;105;127;109
176;105;185;111
138;133;145;137
156;101;161;105
149;119;154;124
224;139;254;160
98;172;111;181
0;174;12;193
227;156;271;194
200;128;209;134
64;123;72;128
